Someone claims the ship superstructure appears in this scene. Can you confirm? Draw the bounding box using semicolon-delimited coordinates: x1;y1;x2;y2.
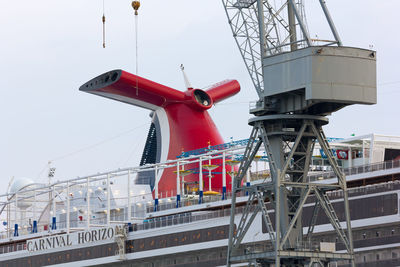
1;135;400;266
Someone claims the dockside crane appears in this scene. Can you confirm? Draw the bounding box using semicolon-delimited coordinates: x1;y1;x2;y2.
222;1;377;266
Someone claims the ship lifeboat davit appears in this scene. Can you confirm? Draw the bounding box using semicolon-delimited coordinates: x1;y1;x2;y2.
79;70;240;196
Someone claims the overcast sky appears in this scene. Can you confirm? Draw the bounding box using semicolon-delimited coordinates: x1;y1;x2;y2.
0;0;399;191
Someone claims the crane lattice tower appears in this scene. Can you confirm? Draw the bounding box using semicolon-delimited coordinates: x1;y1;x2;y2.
222;1;377;266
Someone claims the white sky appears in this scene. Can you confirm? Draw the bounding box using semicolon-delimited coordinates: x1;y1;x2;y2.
0;0;399;191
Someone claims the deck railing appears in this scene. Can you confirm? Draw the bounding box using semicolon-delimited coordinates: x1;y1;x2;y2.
1;158;400;254
308;159;400;182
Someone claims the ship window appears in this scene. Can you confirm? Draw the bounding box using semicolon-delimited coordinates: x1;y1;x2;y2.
363;256;366;262
376;254;380;260
392;252;398;259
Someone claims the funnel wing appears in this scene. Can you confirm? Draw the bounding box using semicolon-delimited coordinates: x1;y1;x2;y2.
80;70;186;110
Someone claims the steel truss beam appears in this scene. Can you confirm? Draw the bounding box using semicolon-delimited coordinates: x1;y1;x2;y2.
227;115;355;267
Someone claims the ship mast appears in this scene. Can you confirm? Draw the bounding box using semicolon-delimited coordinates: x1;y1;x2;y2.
223;1;377;266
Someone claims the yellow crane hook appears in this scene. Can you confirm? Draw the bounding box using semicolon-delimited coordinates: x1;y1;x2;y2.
132;1;140;15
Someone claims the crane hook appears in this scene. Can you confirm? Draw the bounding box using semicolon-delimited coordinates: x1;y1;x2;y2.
132;1;140;15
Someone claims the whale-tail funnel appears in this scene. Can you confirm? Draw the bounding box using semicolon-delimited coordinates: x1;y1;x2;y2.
80;69;240;195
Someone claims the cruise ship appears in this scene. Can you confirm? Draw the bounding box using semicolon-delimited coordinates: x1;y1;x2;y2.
1;129;400;266
0;27;387;267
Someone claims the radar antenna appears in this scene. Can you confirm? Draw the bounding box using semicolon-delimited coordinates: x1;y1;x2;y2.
222;1;377;267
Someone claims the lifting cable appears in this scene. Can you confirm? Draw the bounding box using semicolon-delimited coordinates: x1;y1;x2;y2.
102;0;106;48
132;1;140;95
